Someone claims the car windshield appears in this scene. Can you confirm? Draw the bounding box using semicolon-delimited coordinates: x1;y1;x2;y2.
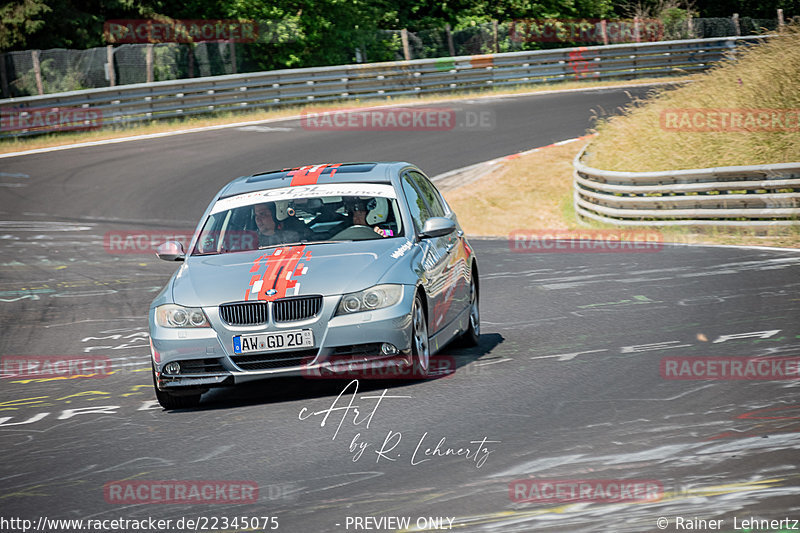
193;188;403;255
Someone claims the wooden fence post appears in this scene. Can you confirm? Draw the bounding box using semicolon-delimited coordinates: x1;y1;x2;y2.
445;24;456;56
146;43;154;83
32;50;44;95
106;45;116;87
400;29;411;60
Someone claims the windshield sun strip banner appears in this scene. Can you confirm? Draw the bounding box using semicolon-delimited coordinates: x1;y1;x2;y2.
211;183;397;215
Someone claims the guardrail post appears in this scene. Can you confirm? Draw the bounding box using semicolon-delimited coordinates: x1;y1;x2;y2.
106;45;116;87
32;50;44;95
401;29;411;60
146;44;154;83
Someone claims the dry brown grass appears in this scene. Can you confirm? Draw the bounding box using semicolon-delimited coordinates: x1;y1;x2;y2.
444;141;586;237
0;76;688;155
444;139;800;249
585;26;800;171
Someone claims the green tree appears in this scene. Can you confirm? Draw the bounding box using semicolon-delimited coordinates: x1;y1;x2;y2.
0;0;52;50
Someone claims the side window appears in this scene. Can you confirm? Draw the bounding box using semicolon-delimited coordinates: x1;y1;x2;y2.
401;174;431;232
409;171;447;217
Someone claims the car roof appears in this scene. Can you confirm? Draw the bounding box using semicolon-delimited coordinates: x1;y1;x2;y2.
218;162;416;199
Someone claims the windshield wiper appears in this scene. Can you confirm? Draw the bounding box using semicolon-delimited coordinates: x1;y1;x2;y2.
258;240;351;249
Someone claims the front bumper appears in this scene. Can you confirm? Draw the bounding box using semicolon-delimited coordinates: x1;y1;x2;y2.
150;286;415;391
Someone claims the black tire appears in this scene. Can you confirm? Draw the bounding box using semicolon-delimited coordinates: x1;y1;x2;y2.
152;364;202;409
411;293;431;378
458;273;480;347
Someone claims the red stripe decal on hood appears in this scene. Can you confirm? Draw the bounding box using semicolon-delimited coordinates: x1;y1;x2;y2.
245;246;312;301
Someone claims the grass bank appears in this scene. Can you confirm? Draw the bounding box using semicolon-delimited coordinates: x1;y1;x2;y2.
585;26;800;171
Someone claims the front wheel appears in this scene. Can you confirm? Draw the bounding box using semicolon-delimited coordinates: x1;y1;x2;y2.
411;293;430;377
459;275;480;347
152;364;202;409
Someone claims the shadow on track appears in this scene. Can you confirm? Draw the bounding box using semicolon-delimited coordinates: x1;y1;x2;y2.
160;333;504;412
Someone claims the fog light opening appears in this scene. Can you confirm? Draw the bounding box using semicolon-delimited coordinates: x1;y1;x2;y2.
164;362;181;375
381;343;398;355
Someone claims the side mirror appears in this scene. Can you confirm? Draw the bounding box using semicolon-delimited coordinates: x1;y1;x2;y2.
419;217;456;239
156;241;186;261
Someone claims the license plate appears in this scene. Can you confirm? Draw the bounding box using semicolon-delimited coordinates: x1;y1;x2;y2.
233;330;314;354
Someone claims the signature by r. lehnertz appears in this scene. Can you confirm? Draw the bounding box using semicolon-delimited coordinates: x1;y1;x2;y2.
298;379;499;468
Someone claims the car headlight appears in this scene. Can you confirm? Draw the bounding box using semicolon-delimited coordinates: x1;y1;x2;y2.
336;284;403;315
155;304;210;328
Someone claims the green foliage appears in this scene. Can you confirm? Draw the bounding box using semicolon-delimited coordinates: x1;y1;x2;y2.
11;57;87;95
2;0;779;78
0;0;52;50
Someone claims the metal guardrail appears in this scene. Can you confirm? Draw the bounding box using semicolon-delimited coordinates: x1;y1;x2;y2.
0;36;765;138
573;148;800;226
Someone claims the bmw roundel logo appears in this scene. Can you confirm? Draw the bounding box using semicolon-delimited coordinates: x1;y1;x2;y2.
266;289;277;296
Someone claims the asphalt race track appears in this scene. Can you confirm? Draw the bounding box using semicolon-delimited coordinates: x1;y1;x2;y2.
1;86;799;533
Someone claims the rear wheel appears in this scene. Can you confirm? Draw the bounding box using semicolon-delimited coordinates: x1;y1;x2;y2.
152;364;202;409
459;274;480;347
411;293;430;377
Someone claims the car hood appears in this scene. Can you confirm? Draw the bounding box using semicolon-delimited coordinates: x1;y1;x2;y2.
171;239;416;306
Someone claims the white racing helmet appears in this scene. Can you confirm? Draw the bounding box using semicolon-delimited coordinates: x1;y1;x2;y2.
273;200;290;221
366;197;389;225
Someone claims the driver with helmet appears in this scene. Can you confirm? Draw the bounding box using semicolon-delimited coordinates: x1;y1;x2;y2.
345;197;392;237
